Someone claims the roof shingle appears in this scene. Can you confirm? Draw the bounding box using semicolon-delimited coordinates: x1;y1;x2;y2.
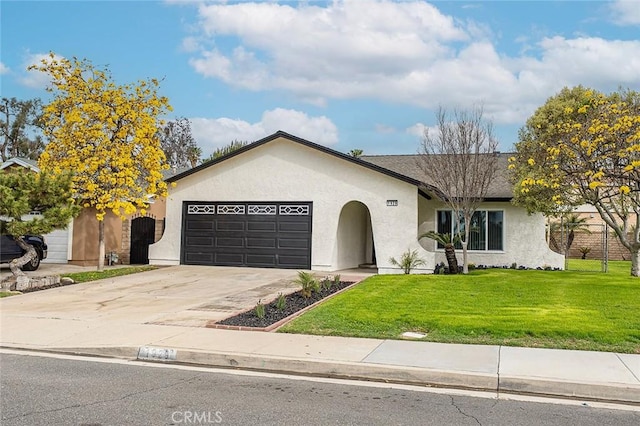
360;153;514;200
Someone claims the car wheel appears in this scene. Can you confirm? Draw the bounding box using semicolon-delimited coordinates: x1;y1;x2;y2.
21;251;41;271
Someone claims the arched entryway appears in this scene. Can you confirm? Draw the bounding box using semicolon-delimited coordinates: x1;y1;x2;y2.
335;201;376;270
130;215;156;264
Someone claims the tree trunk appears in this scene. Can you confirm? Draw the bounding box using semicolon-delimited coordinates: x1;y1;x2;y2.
567;230;575;254
631;248;640;277
444;243;458;274
98;220;105;271
461;241;469;274
8;237;36;278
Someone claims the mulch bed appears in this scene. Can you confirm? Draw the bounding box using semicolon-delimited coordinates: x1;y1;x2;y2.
216;280;355;329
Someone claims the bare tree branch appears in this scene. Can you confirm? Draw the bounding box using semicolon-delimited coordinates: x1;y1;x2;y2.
417;105;499;273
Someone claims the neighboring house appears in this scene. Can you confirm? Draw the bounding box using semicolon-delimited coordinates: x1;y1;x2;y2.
0;158;166;266
0;157;40;173
149;131;563;273
69;202;166;266
1;157;71;264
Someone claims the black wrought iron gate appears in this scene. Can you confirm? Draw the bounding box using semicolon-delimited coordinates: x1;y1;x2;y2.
130;216;156;264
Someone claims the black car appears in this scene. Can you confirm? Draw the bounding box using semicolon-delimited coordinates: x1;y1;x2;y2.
0;234;48;271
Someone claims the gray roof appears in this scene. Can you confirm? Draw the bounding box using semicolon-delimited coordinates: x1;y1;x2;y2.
0;157;40;172
360;153;514;200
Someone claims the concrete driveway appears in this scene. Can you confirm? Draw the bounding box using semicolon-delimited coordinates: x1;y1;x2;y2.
0;265;303;327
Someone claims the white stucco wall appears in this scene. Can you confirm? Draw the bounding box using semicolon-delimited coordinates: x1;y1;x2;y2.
149;137;433;273
418;198;564;269
333;201;368;271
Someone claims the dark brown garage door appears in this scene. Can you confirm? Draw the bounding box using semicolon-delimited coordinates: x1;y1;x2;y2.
181;202;312;269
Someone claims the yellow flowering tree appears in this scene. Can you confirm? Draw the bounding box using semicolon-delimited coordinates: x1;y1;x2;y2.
510;86;640;275
32;53;172;271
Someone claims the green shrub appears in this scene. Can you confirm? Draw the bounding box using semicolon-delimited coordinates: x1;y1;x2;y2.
276;293;286;311
321;277;333;292
294;271;319;298
389;249;426;274
333;274;341;287
255;299;266;319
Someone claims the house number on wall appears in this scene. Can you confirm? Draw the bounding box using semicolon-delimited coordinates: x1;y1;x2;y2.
386;200;398;206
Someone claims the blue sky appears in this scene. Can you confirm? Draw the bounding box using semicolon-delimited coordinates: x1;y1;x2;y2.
1;1;639;157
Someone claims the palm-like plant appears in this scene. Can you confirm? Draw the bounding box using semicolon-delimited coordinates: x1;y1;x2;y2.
294;271;319;298
548;213;591;254
389;249;426;274
420;231;459;274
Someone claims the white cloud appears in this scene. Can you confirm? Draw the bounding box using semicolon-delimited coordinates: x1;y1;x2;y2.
18;52;64;89
406;123;438;138
189;108;338;156
610;0;640;26
184;1;640;125
0;62;9;74
188;0;468;100
180;36;201;53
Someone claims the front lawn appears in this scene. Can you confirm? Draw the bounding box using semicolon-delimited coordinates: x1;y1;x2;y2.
64;266;157;283
279;261;640;353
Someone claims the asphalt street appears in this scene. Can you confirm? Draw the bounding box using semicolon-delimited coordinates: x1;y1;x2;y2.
1;351;638;426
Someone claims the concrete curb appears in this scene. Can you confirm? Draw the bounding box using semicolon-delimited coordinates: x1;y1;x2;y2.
500;376;640;404
4;344;638;405
170;349;499;392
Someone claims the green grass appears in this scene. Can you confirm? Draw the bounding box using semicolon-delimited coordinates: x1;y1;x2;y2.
64;266;157;283
0;266;157;297
279;260;640;353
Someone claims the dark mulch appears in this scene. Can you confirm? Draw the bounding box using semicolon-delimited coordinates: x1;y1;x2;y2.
217;281;355;328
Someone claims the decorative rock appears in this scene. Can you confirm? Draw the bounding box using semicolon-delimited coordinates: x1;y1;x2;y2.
60;277;75;285
16;275;61;291
1;276;17;291
15;275;31;291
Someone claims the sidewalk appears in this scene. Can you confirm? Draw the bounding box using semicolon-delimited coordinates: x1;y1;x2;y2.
0;266;639;405
1;314;638;405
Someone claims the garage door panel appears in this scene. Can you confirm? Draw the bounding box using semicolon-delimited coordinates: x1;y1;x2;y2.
278;238;309;249
216;221;244;231
185;252;214;263
278;255;310;268
214;253;244;265
246;254;277;266
279;221;310;233
182;202;311;269
186;221;214;231
185;236;214;247
215;237;245;248
247;221;277;232
246;238;277;248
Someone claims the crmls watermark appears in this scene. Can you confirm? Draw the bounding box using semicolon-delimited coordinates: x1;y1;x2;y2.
171;410;223;424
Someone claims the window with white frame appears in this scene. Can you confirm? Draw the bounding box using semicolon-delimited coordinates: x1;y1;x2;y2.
436;210;504;251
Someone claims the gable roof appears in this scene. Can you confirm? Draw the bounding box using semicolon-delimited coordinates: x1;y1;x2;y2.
0;157;40;172
166;130;432;196
166;130;513;200
361;153;514;200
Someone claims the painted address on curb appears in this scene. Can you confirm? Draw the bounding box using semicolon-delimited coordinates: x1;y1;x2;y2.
137;346;177;361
